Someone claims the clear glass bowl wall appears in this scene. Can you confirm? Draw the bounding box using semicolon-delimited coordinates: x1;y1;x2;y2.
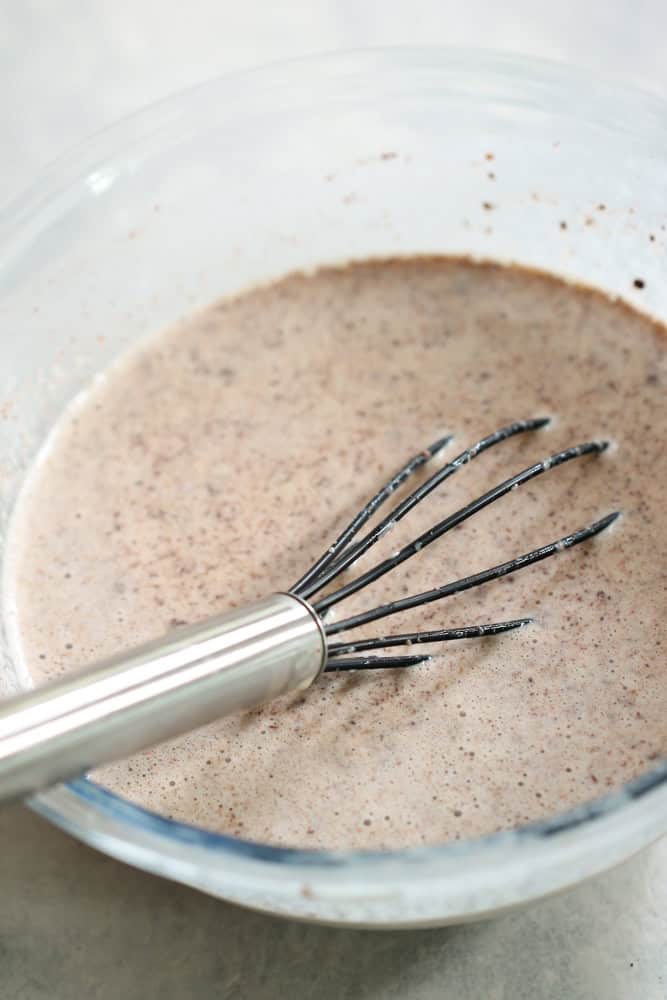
1;49;666;927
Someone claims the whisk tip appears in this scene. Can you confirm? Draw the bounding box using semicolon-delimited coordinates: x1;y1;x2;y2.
427;433;454;456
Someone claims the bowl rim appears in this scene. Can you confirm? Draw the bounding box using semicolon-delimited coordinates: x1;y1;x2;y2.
55;756;667;867
3;43;667;223
3;44;667;892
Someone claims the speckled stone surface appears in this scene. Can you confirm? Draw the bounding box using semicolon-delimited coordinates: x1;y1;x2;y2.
0;807;665;999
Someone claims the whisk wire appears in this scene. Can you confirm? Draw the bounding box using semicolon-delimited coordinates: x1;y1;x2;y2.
314;440;609;615
289;418;618;669
324;511;619;637
324;654;432;672
290;433;452;594
296;417;550;601
326;618;532;657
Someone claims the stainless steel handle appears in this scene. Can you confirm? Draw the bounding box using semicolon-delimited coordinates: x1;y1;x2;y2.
0;592;326;803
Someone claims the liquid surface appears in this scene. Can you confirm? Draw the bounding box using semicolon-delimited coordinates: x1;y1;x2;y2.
11;258;667;849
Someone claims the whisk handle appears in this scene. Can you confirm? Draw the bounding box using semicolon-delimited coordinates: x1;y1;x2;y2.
0;593;325;804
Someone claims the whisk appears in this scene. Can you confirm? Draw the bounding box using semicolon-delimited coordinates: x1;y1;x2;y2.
0;417;618;803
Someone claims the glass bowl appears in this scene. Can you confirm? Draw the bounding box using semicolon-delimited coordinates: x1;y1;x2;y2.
1;48;666;928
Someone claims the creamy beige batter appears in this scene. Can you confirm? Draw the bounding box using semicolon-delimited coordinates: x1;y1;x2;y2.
9;258;667;849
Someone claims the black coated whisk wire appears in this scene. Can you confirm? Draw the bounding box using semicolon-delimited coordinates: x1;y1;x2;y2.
326;655;433;672
324;511;618;639
326;619;534;658
315;439;609;615
290;431;453;595
294;417;550;602
289;419;619;674
323;619;533;672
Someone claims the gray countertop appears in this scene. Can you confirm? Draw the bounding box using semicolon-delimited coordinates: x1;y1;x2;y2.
1;805;665;999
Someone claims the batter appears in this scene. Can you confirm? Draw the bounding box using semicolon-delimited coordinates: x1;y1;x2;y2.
8;258;667;849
